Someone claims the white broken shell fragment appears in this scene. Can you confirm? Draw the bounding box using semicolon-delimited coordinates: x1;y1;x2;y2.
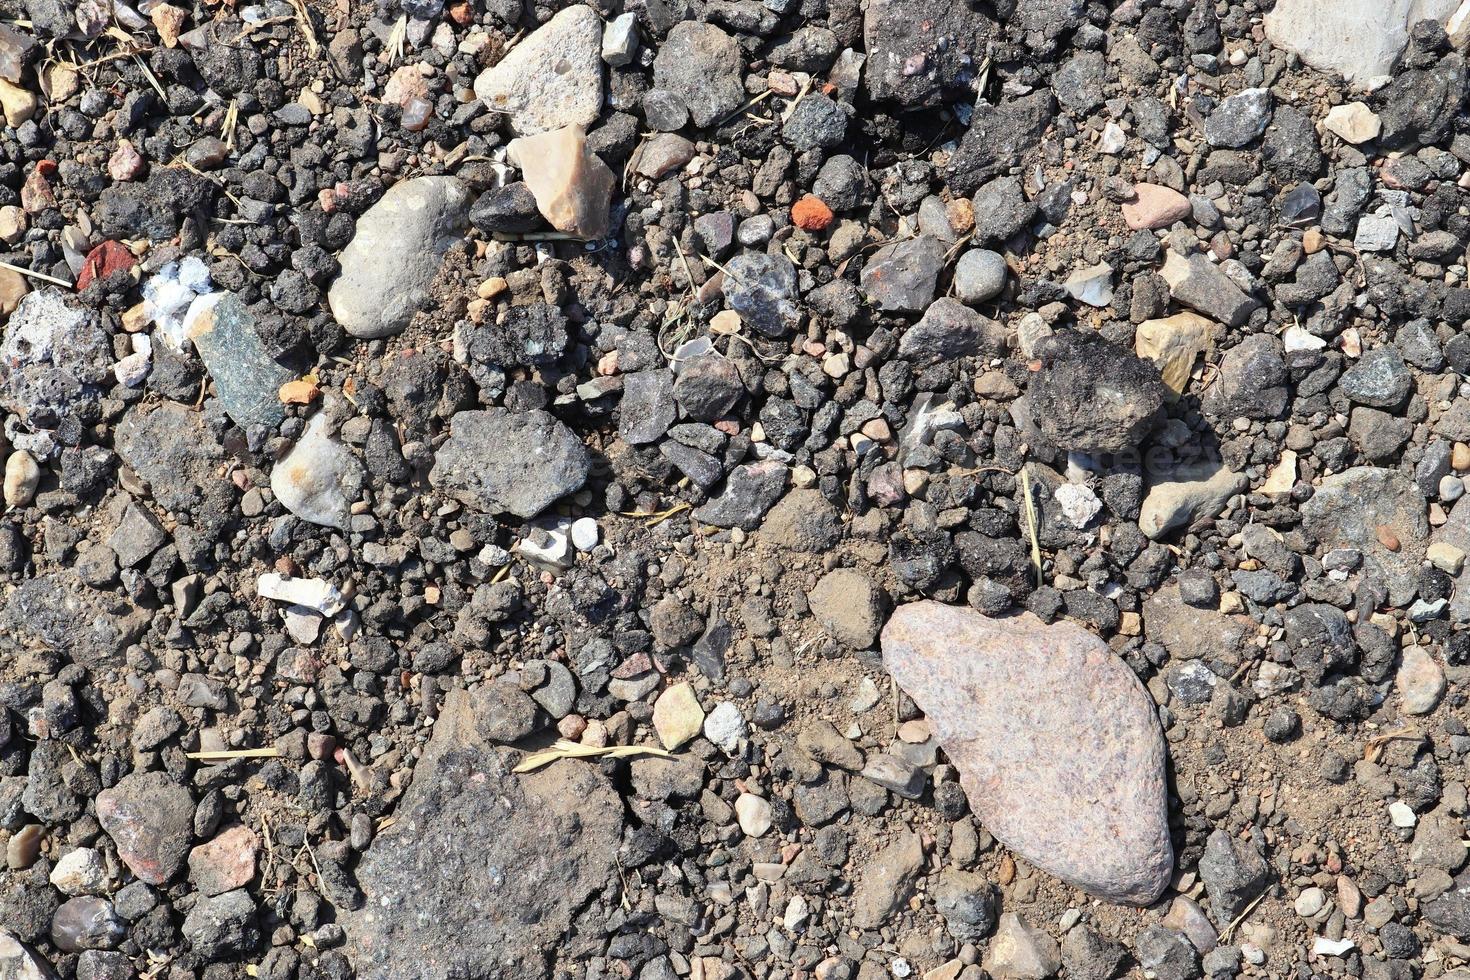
257;573;347;617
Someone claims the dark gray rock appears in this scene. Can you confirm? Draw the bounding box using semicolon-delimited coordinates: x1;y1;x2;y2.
96;772;195;886
862;0;996;107
1135;926;1202;980
673;354;745;421
619;370;676;445
693;461;789;530
344;691;623;979
945;90;1056;197
861;236;947;314
430;409;592;519
181;889;259;962
1197;829;1270;923
653;22;745;127
187;293;295;430
1024;331;1167;455
1339;347;1412;408
724;252;800;336
1205;88;1271;148
1203;335;1288;420
898;298;1006;365
932;868;997;941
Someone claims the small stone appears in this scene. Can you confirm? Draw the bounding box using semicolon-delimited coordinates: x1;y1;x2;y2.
1301;467;1427;606
791;195;835;231
49;849;107;897
327;176;471;339
187;825;258;897
1198;829;1270;922
1264;0;1452;87
883;602;1172;904
1204;88;1271;148
270;413;362;531
1295;887;1327;918
473;5;603;135
186;292;295;430
570;517;599;551
954;248;1008;305
601;12;637;66
1354;212;1400;253
1397;647;1446;715
984;913;1061;980
1428;540;1466;574
149;2;187;46
1064;262;1114;307
50;896;124;953
723;251;800;337
734;793;773;836
430;409;592;519
632;133;695;179
4;450;39;506
509;125;617;240
652;682;705;749
703;701;746;752
1135;312;1214;398
1122;184;1192;230
851;832;924;929
861;236;947;314
0;928;54;979
96;771;194;885
1389;800;1417;828
108;502;166;568
1024;332;1168;455
1323;102;1381;143
898;297;1005;365
692;460;788;530
1160;251;1258;328
809;568;885;648
652;21;744;128
1055;484;1102;528
0;77;37;127
1139;462;1248;539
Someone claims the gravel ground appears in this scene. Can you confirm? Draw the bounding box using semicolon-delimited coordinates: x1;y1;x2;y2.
3;0;1470;979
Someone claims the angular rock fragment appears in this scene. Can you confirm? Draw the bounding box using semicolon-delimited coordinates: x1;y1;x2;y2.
882;601;1173;904
96;772;194;886
1301;466;1428;606
271;412;362;530
508;125;616;240
343;691;623;979
473;5;603;135
862;0;996;107
1161;251;1258;328
185;292;294;430
430;409;592;519
1264;0;1460;87
1022;331;1167;455
1139;462;1248;540
328;176;471;339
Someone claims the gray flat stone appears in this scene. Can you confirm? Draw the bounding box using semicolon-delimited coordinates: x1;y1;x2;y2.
430;409;592;519
186;292;293;430
328;176;471;339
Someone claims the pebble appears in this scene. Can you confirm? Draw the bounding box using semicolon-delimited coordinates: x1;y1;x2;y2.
187;292;294;430
328;176;471;338
734;793;772;836
49;848;107;897
1396;647;1446;715
1205;88;1272;147
473;5;603;135
570;517;600;551
984;913;1062;980
652;682;705;749
883;602;1172;904
430;408;592;519
1122;183;1193;230
4;449;39;506
271;412;361;530
1322;102;1382;143
96;771;195;885
1389;800;1418;828
510;125;617;239
703;701;746;753
1265;0;1449;86
1294;886;1327;917
953;248;1008;305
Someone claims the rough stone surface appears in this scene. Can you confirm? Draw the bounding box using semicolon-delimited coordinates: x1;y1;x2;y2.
343;690;623;979
186;292;294;430
882;601;1173;904
1264;0;1459;87
1023;331;1167;456
96;772;194;886
1301;467;1429;606
473;6;603;135
430;409;592;519
271;412;362;530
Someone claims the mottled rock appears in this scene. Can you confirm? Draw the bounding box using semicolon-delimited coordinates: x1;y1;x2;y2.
1264;0;1459;87
1301;467;1428;606
652;22;744;128
1139;462;1248;540
271;412;362;531
508;125;616;240
882;602;1172;904
851;832;923;929
343;691;623;979
96;772;194;886
328;176;471;339
1024;332;1167;455
724;251;800;336
430;409;592;519
473;5;603;135
185;292;294;430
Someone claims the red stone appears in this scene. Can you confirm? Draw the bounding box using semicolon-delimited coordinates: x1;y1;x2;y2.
76;241;136;291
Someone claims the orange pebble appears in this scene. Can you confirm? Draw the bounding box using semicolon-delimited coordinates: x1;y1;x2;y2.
791;194;834;232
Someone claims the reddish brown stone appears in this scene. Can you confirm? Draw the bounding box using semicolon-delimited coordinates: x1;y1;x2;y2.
76;241;136;291
881;601;1172;905
188;825;259;897
791;194;834;231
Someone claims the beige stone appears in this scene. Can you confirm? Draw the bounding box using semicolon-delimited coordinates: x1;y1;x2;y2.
1427;541;1466;574
1134;311;1215;397
1323;102;1382;144
150;2;188;47
0;266;26;315
1261;450;1298;496
508;125;616;240
46;64;79;102
0;205;25;244
3;450;39;507
652;682;704;750
0;78;36;128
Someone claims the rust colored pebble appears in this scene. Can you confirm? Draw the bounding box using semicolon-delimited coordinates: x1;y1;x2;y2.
1376;525;1401;552
791;194;834;231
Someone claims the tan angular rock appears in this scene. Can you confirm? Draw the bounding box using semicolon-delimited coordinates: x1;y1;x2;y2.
1139;461;1248;540
0;78;36;128
1121;183;1192;230
1134;312;1215;397
150;2;188;47
1323;102;1382;144
1260;450;1298;496
882;601;1173;905
473;5;603;135
0;265;27;315
508;125;616;240
652;682;704;749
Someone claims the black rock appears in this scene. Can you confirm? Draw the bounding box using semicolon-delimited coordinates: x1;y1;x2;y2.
945;90;1057;197
469;182;543;234
693;461;789;530
1197;828;1270;922
863;0;997;107
1023;331;1168;455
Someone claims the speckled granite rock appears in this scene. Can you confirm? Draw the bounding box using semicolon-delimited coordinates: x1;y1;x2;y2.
881;601;1173;905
